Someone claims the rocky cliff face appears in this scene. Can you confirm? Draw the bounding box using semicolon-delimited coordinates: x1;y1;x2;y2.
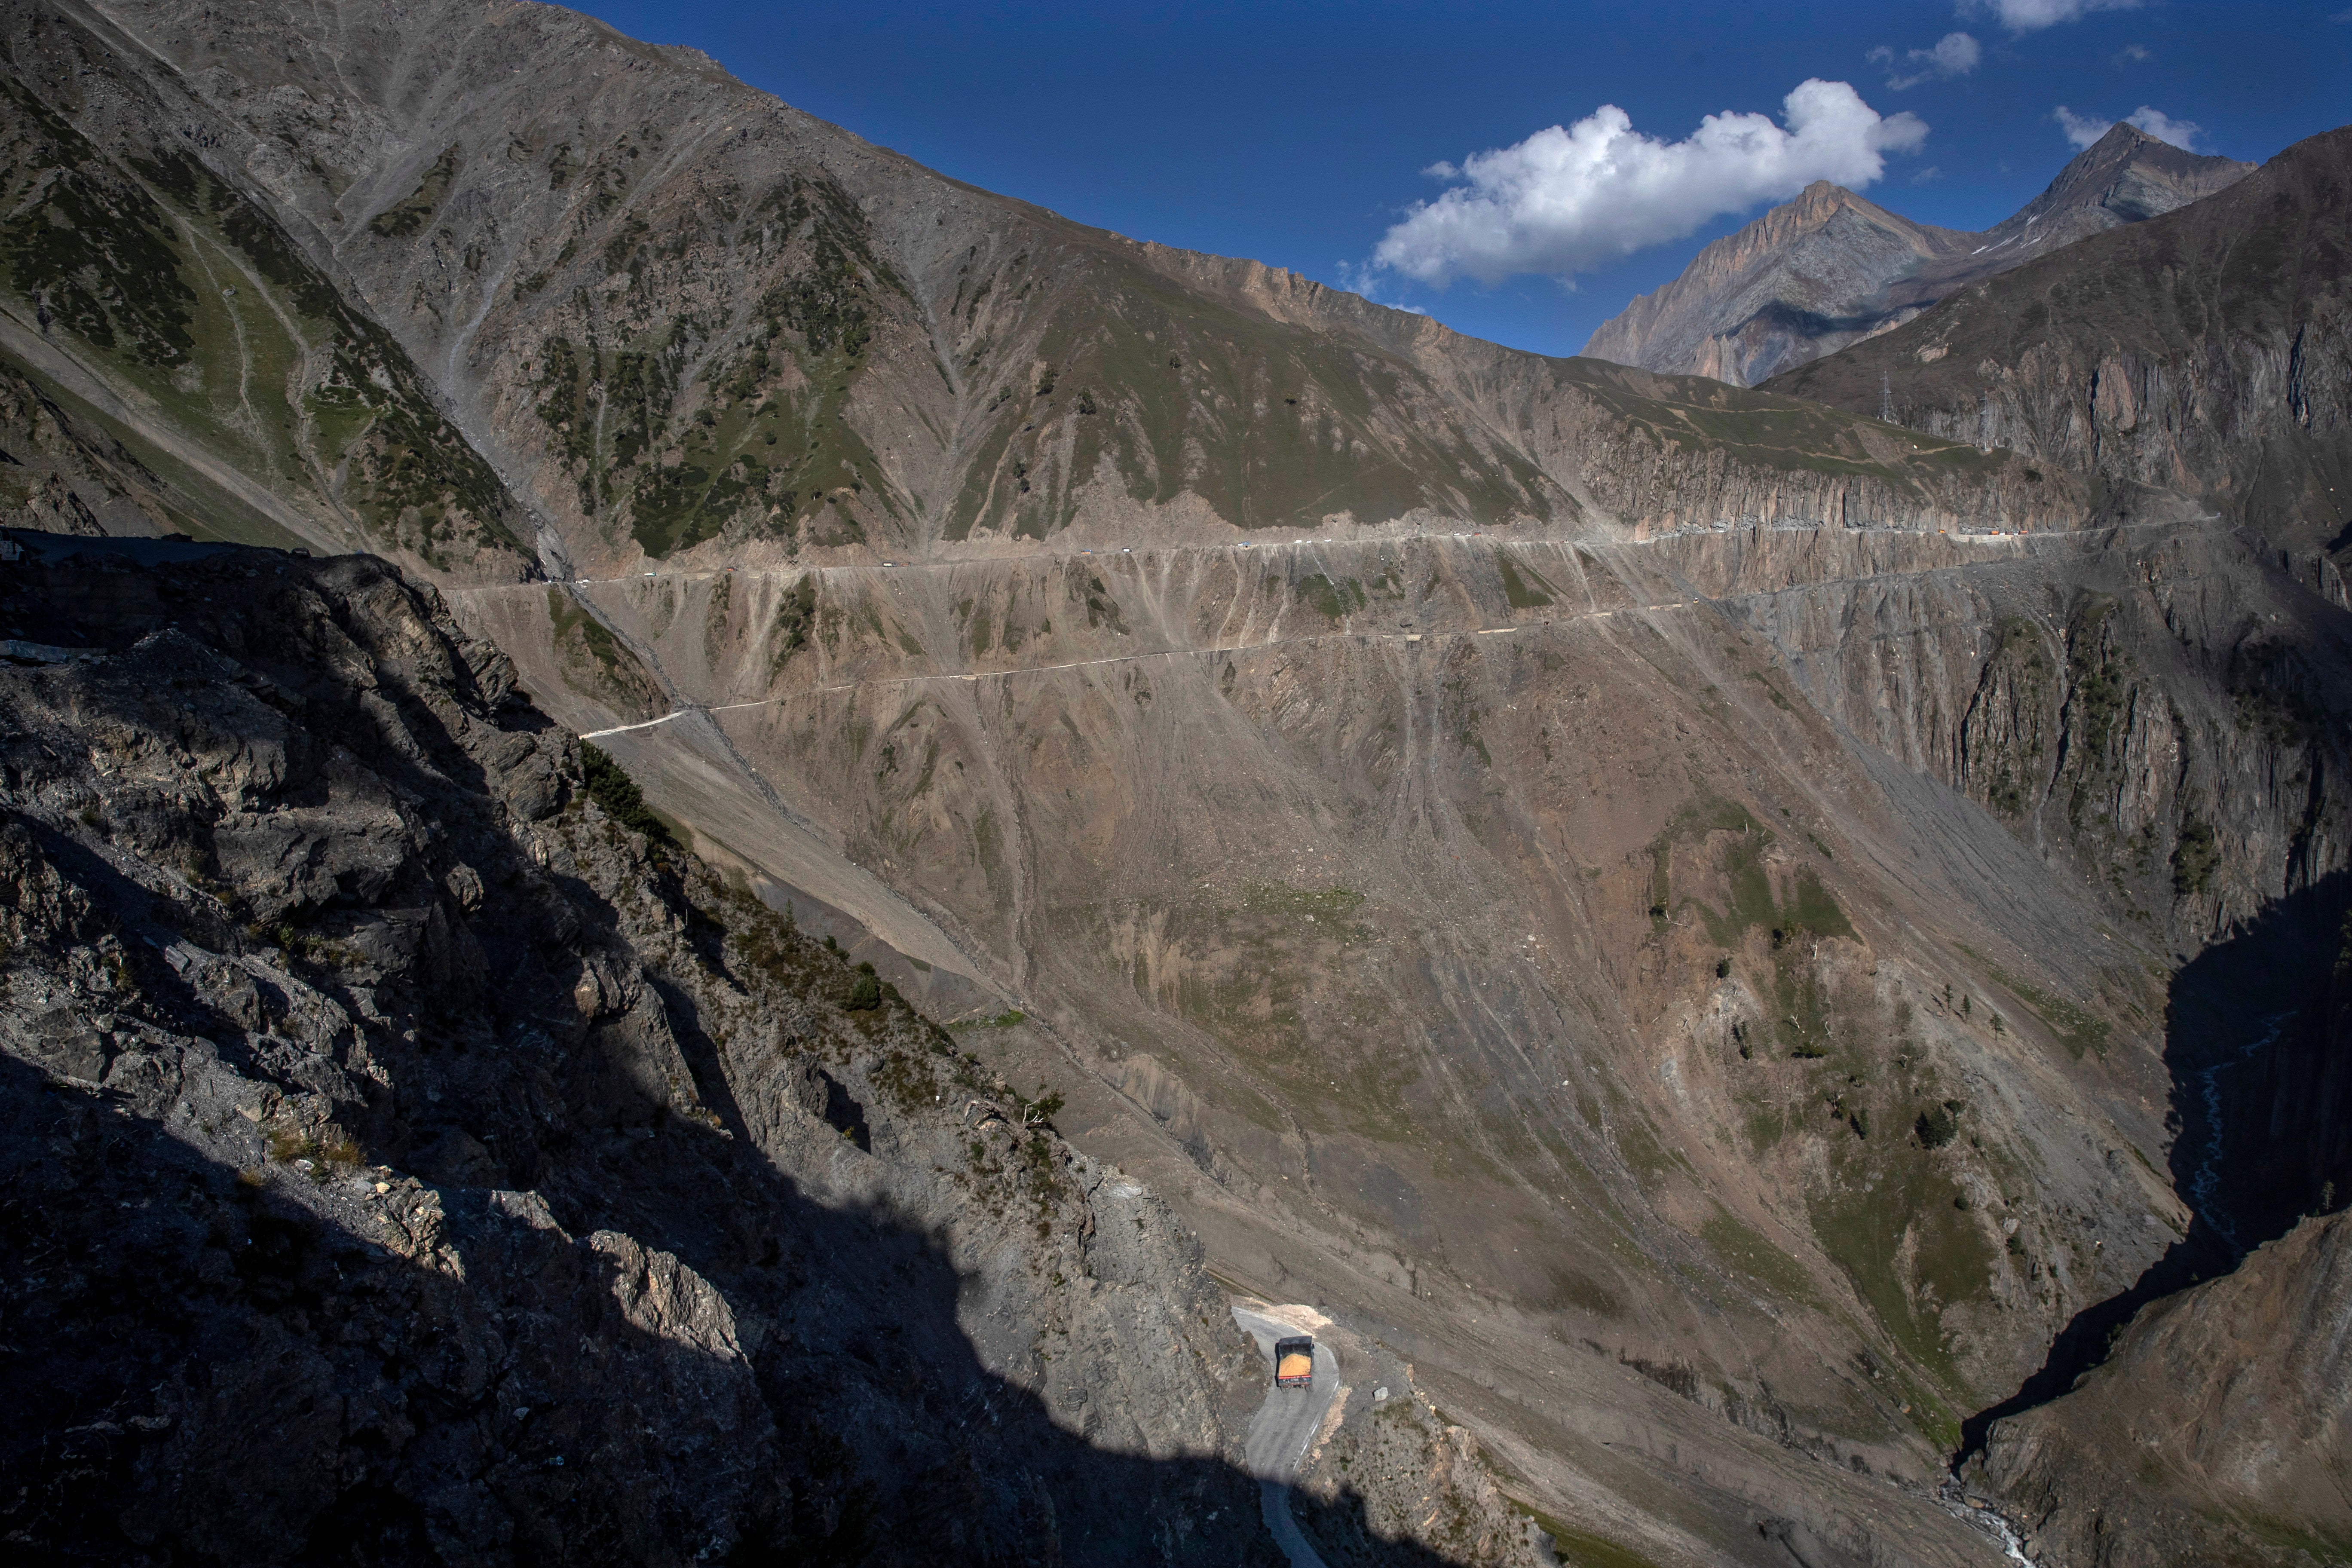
1586;125;2253;387
1767;127;2352;560
1965;1206;2352;1565
0;534;1299;1563
1746;524;2352;943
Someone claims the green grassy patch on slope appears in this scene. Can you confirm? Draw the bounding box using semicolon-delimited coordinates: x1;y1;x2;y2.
1807;1139;1996;1422
367;145;459;237
1700;1208;1822;1307
1297;573;1366;621
1647;796;1854;947
1496;552;1557;609
0;86;522;569
1506;1501;1663;1568
1963;946;2114;1060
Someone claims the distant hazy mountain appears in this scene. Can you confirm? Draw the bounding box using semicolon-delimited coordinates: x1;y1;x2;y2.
1585;124;2254;386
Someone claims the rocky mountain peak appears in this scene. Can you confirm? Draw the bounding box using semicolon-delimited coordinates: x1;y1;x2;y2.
1584;120;2255;386
1765;122;2351;555
1979;121;2252;254
2054;119;2174;183
1789;178;1853;213
2029;120;2244;219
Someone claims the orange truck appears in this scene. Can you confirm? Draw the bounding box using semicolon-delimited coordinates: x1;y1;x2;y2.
1274;1335;1315;1388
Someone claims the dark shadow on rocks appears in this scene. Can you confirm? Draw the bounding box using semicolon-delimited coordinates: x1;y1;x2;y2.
503;1012;1267;1563
0;1049;770;1565
0;1039;1299;1566
0;995;1512;1566
1287;1479;1550;1568
0;533;1522;1567
0;812;270;1063
1959;868;2352;1461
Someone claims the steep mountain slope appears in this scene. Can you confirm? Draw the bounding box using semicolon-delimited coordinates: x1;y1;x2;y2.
1768;126;2352;559
3;3;2349;1564
1934;896;2352;1567
1969;1204;2352;1565
28;0;2055;582
0;34;533;576
1586;126;2253;387
0;530;1302;1564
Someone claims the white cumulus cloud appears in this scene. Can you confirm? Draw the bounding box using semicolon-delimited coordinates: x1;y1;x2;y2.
1370;80;1927;288
2055;104;2203;151
2125;106;2204;149
2054;106;2110;148
1962;0;2143;32
1871;32;1982;91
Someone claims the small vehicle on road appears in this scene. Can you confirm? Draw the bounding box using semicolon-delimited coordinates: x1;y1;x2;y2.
1274;1335;1314;1388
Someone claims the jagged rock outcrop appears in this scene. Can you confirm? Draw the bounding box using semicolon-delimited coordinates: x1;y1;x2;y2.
1767;126;2352;558
1586;125;2252;387
0;535;1284;1563
1293;1382;1543;1568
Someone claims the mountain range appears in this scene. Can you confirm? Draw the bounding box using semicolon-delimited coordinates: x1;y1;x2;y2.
1583;124;2254;387
0;2;2348;1565
1767;125;2352;553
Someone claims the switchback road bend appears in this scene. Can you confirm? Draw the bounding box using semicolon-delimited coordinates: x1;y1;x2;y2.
1232;1305;1341;1568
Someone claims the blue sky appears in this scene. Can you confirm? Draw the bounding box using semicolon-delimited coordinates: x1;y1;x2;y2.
574;0;2350;359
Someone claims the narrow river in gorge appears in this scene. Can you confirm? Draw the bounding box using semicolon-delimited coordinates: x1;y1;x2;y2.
2186;1011;2293;1252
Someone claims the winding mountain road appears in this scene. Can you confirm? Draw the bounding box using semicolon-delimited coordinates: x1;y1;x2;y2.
1232;1305;1341;1568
